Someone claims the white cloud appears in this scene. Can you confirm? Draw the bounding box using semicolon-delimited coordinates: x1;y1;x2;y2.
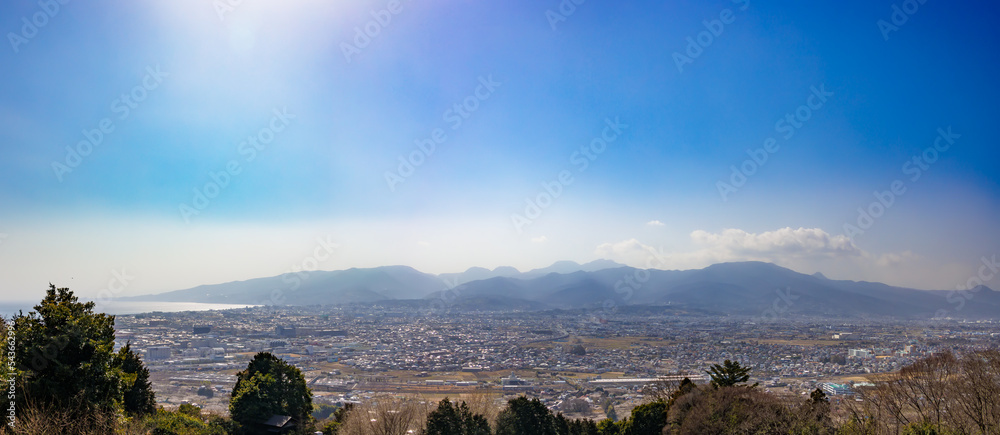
646;220;665;227
592;227;960;289
690;227;861;258
531;236;548;243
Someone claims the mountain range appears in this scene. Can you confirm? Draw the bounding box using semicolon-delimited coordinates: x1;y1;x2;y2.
126;261;1000;319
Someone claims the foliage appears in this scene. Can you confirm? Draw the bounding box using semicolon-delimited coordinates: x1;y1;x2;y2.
11;284;158;432
178;403;202;418
425;398;491;435
142;408;230;435
664;385;836;434
495;397;557;435
229;352;313;432
197;385;215;399
705;360;756;388
846;350;1000;434
312;403;338;421
619;400;667;435
596;418;621;435
115;342;157;416
14;285;121;415
810;388;829;404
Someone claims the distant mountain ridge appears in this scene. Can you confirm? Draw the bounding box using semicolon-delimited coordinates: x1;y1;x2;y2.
126;261;1000;319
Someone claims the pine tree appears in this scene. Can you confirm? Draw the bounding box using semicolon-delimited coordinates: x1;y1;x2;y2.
496;396;558;435
706;360;756;388
114;342;156;416
425;398;490;435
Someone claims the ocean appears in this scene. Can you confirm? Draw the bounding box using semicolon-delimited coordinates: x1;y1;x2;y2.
0;300;257;318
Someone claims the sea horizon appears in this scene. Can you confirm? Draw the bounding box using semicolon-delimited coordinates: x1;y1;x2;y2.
0;300;258;318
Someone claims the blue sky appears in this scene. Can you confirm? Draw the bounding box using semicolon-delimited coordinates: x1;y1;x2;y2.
1;0;998;299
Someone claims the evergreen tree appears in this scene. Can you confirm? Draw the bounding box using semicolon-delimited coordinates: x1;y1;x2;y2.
114;342;156;416
495;396;558;435
706;360;756;388
568;418;600;435
596;418;621;435
555;412;570;435
620;400;667;435
810;387;829;404
229;352;313;432
425;397;490;435
14;285;123;419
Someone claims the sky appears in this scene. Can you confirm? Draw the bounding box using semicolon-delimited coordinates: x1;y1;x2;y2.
1;0;999;300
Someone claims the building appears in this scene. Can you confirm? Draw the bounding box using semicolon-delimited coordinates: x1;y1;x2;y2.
501;373;534;391
821;383;852;396
848;349;873;358
147;346;171;361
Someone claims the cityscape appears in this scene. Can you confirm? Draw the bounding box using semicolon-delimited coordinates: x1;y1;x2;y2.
2;0;999;433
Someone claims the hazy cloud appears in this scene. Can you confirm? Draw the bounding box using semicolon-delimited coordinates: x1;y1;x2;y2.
691;227;861;258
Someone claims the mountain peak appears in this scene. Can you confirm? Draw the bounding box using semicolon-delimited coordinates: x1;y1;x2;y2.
812;272;829;280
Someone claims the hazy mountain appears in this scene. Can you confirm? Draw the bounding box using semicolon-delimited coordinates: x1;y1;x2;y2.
129;261;1000;319
127;265;447;305
427;262;1000;319
436;260;627;285
438;266;521;286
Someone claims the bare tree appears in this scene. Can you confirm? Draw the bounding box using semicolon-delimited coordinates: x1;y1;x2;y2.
338;395;431;435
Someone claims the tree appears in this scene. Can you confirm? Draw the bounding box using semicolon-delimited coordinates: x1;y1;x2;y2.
620;400;666;435
809;388;828;405
115;342;156;416
229;352;313;433
337;396;427;435
178;403;202;418
14;285;124;426
666;378;697;411
604;406;617;423
705;360;755;388
425;397;490;435
665;385;835;434
568;418;600;435
596;418;620;435
495;396;558;435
